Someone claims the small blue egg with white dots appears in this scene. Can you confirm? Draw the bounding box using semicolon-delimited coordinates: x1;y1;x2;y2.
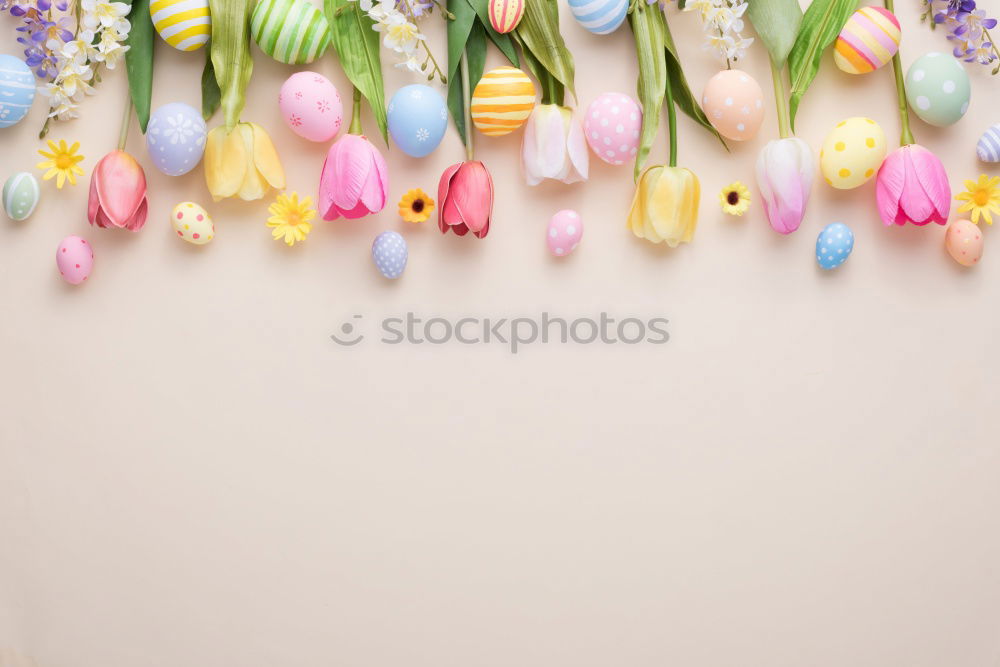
816;222;854;270
372;231;408;279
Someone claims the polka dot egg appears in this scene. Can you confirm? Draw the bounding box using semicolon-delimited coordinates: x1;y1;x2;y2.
3;172;40;221
820;117;887;189
56;235;94;285
701;69;764;142
146;102;207;176
945;219;983;267
171;202;214;245
372;231;407;279
815;223;854;270
584;93;641;165
547;209;582;257
905;52;970;127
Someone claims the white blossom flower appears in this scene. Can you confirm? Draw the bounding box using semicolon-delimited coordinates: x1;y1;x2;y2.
684;0;754;65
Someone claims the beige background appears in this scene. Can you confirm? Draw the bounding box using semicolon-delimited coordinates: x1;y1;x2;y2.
2;1;1000;665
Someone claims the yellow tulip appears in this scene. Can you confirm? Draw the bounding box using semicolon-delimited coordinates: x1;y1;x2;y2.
626;165;700;246
204;122;286;202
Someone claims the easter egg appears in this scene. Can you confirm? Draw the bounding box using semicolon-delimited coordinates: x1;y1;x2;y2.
905;52;970;127
547;209;582;257
0;54;35;129
279;72;343;143
815;223;854;270
388;84;448;158
567;0;627;35
151;0;211;51
701;69;764;142
945;219;983;267
834;6;901;74
819;117;886;189
471;66;535;137
251;0;331;65
583;92;641;165
56;236;94;285
976;123;1000;163
3;172;40;221
146;103;207;176
489;0;524;34
171;202;214;245
372;231;407;279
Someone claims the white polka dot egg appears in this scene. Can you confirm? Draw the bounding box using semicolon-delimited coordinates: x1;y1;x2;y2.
905;52;970;127
547;209;582;257
171;202;214;245
146;102;207;176
584;93;641;165
372;230;407;279
702;69;764;142
820;117;886;189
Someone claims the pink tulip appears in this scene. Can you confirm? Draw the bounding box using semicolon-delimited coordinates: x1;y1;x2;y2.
875;144;950;226
318;134;388;220
755;137;815;235
521;104;589;186
87;150;148;232
437;161;493;238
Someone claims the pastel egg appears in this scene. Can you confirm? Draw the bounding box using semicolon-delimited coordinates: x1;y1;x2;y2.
584;92;641;165
151;0;211;51
945;219;983;267
0;54;36;129
976;123;1000;163
834;6;901;74
279;72;343;143
171;202;214;245
3;172;40;221
471;66;535;137
815;223;854;270
701;69;764;142
820;117;887;189
905;52;970;127
489;0;524;34
567;0;627;34
372;231;407;279
547;209;582;257
56;235;94;285
388;84;448;158
146;102;207;176
251;0;331;65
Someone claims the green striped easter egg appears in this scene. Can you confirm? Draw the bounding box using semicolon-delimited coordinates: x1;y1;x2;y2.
251;0;331;65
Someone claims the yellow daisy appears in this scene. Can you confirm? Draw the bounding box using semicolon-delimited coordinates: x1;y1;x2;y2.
36;139;85;189
719;181;751;216
955;174;1000;225
266;192;316;246
398;188;435;223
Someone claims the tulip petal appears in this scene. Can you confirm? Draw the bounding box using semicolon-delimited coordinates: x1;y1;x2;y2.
521;112;540;186
123;197;148;232
566;114;589;183
359;140;388;214
95;151;147;228
538;107;568;182
87;165;100;224
909;144;950;225
250;123;286;191
318;152;340;220
899;147;936;225
330;135;371;212
875;149;905;225
437;162;462;233
453;161;493;236
205;125;248;201
236;124;268;201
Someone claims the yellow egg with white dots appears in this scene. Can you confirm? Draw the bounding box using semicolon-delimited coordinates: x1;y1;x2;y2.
819;117;887;190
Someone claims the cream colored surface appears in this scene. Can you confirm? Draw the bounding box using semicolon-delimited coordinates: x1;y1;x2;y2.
2;2;999;665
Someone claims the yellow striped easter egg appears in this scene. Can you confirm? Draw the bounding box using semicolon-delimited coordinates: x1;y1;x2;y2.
151;0;211;52
470;66;535;137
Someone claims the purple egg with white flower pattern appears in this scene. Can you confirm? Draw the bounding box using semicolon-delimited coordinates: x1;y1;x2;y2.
146;102;207;176
372;231;408;279
584;93;641;165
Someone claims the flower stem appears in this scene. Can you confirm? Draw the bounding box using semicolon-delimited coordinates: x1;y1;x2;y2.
118;97;133;151
984;25;1000;75
884;0;914;145
664;65;677;168
460;49;474;161
349;87;362;135
769;57;791;139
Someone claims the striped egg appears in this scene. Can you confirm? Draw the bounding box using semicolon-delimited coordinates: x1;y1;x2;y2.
471;66;535;137
0;54;36;129
489;0;524;34
834;6;900;74
977;124;1000;163
251;0;331;65
567;0;628;35
151;0;211;52
3;172;40;221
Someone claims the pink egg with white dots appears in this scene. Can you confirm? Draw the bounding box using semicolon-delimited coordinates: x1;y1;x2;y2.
584;92;641;165
701;69;764;142
279;71;344;143
56;235;93;285
547;209;582;257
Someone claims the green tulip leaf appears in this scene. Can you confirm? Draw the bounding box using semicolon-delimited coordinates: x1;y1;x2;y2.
662;8;725;151
201;48;221;121
787;0;857;131
514;0;575;100
325;0;388;144
468;0;519;65
746;0;803;67
124;0;154;133
209;0;254;131
629;0;666;181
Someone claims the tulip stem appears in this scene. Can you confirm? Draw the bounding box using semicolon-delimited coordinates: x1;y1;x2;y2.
664;66;677;168
884;0;915;146
118;98;133;151
769;57;791;139
349;87;363;135
460;49;474;161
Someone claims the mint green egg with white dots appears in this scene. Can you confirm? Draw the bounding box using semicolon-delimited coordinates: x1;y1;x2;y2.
3;172;40;221
905;52;970;127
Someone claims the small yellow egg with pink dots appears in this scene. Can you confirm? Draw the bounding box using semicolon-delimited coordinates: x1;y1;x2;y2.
820;117;887;190
171;201;214;245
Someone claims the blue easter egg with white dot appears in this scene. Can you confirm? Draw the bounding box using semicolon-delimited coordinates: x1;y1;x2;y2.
904;52;970;127
977;123;1000;163
816;223;854;270
372;231;408;279
567;0;627;35
0;54;36;129
146;102;207;176
387;84;448;158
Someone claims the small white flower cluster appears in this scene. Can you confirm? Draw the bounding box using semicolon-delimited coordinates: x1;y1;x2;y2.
684;0;754;66
358;0;426;73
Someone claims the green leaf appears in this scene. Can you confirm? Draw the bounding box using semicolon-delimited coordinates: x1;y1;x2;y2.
446;0;478;145
746;0;803;66
661;7;725;150
124;0;153;133
628;0;666;181
325;0;388;144
514;0;575;100
201;48;221;121
787;0;856;130
209;0;254;131
468;0;519;65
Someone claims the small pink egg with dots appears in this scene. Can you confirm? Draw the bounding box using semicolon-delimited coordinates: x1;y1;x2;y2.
56;235;93;285
547;209;582;257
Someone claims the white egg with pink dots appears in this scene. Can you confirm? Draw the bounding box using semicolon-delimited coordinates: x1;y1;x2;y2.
584;92;642;166
547;209;582;257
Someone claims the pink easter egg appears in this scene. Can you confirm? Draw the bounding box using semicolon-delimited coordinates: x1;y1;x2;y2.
584;92;641;165
279;71;344;143
56;235;94;285
701;69;764;142
945;219;983;267
547;209;583;256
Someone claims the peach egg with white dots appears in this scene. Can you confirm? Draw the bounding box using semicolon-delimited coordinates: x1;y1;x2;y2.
701;69;764;142
171;202;214;245
820;117;887;190
584;93;641;166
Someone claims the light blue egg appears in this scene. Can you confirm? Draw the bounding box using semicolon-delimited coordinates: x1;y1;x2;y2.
372;231;408;279
146;102;207;176
816;223;854;270
387;84;447;158
0;55;36;129
567;0;628;35
977;123;1000;163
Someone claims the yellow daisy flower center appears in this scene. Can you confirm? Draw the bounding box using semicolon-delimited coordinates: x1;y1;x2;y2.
973;190;990;206
410;198;425;213
726;190;741;206
55;154;75;170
